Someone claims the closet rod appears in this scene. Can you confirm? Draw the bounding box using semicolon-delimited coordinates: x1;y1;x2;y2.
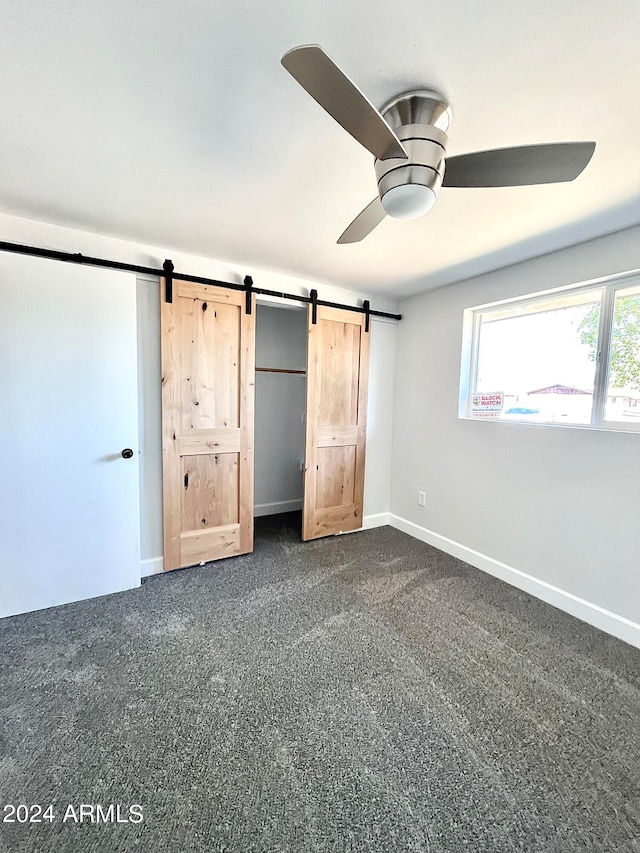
0;240;402;322
256;367;306;375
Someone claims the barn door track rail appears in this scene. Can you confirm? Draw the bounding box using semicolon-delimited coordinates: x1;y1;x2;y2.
0;240;401;326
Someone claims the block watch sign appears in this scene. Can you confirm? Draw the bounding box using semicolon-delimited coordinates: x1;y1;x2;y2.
471;392;504;418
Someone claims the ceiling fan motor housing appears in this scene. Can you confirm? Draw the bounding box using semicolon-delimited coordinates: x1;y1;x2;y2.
376;91;452;219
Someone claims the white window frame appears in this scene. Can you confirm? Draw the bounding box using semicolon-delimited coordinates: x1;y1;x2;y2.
459;268;640;432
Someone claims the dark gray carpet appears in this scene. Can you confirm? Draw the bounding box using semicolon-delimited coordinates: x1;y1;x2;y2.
0;514;639;853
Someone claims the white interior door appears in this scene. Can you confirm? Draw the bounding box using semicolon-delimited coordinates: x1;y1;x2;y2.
0;252;141;618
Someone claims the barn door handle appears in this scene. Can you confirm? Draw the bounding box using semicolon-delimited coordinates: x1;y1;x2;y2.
121;448;134;459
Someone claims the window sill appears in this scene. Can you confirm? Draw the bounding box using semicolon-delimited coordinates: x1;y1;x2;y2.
458;415;640;434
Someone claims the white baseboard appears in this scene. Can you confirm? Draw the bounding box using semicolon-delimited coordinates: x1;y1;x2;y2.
335;512;391;536
141;557;164;578
254;499;302;517
362;512;392;529
389;514;640;650
140;509;388;572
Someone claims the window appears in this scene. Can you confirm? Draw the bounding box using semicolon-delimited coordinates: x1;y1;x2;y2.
460;273;640;430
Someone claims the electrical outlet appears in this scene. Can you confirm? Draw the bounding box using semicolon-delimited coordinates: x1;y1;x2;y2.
417;490;426;507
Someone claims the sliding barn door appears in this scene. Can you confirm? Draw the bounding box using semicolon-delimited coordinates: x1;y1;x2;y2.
161;280;255;571
303;306;370;540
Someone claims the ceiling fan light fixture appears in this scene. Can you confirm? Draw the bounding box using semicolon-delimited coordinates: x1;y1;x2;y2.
380;183;437;219
280;46;597;243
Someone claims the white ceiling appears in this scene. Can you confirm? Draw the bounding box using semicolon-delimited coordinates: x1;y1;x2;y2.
1;0;638;297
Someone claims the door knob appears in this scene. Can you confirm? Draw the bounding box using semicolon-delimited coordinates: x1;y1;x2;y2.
121;448;134;459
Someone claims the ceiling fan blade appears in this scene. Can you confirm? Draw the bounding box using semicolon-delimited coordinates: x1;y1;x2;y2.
337;197;386;244
281;45;407;161
442;142;596;188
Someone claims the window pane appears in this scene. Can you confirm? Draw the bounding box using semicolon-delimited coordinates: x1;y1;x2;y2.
605;285;640;422
474;292;601;424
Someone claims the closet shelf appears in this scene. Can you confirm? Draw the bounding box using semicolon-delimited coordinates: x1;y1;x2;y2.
256;367;306;375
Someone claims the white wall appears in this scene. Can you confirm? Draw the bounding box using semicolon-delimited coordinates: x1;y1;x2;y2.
254;304;307;515
390;225;640;644
0;212;398;573
136;276;163;563
363;318;397;523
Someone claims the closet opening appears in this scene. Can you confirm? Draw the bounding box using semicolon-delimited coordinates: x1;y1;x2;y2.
254;302;307;544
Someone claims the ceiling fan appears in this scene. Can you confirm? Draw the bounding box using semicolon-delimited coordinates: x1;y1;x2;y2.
281;45;596;244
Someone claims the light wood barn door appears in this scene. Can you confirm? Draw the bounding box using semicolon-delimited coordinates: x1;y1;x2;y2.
303;305;370;540
161;280;255;571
